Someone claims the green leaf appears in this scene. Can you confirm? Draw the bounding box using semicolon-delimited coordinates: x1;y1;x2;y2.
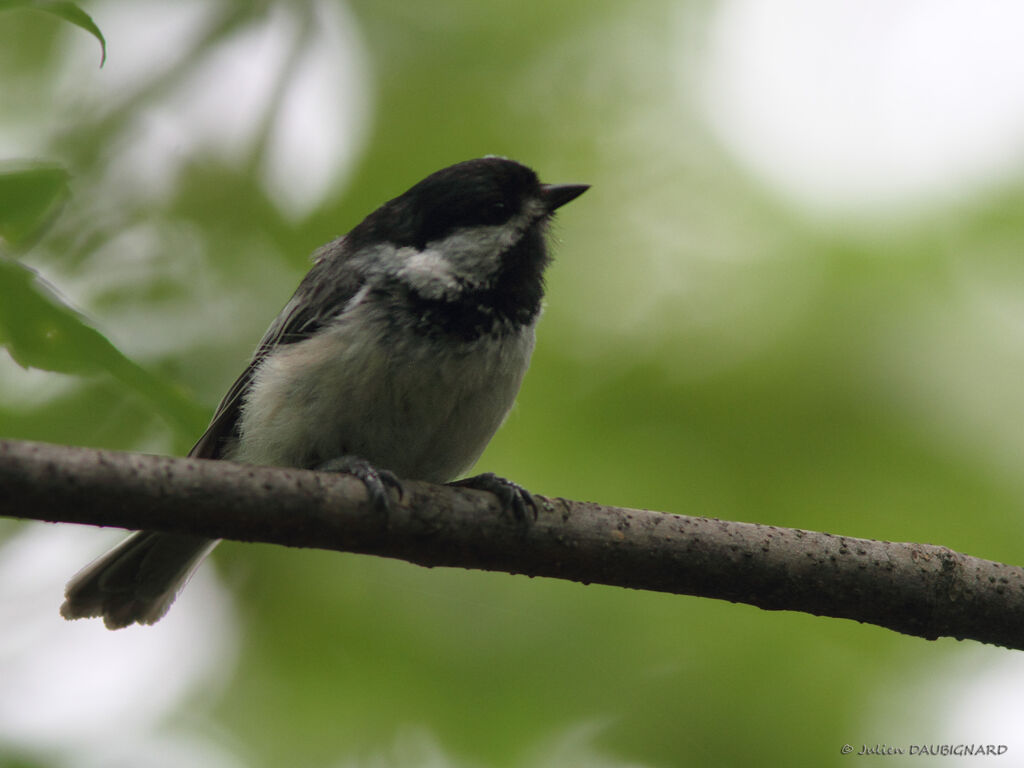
0;165;70;247
0;256;117;375
0;257;209;436
0;0;106;66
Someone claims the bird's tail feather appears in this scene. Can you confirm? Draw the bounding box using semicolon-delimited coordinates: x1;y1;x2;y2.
60;532;218;629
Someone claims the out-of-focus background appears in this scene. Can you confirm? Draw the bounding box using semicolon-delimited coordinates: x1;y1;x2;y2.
3;1;1024;766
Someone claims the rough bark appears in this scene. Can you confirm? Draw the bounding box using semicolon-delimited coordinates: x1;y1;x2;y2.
2;438;1022;649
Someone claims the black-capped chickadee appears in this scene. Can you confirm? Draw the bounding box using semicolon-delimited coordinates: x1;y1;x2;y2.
59;157;588;629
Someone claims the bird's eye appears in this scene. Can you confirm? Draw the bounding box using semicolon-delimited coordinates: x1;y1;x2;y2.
481;200;509;224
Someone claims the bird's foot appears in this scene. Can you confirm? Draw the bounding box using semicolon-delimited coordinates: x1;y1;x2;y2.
449;472;537;521
317;455;403;512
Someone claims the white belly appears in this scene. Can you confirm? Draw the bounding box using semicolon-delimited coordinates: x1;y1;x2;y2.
229;304;536;482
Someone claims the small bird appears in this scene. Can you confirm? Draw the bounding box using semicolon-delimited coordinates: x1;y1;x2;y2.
60;156;588;629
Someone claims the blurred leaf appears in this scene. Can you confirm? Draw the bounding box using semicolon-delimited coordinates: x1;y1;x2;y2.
0;750;49;768
0;257;208;435
0;256;121;374
0;165;69;247
0;0;106;66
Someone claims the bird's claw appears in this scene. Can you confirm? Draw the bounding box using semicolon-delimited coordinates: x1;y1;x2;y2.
317;455;403;512
450;472;537;521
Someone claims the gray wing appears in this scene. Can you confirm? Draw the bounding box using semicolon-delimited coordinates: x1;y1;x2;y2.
188;238;364;459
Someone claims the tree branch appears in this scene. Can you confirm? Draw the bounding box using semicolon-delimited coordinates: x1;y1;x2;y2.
2;438;1022;649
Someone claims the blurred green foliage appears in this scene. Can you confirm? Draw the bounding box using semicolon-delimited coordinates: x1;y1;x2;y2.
0;164;68;246
0;255;207;435
3;1;1024;767
0;0;105;65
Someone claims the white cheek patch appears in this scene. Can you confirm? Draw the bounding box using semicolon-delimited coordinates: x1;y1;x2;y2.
418;203;547;286
379;200;548;298
396;248;460;299
445;205;541;254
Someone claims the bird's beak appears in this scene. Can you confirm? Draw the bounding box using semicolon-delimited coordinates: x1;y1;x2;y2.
541;183;589;212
